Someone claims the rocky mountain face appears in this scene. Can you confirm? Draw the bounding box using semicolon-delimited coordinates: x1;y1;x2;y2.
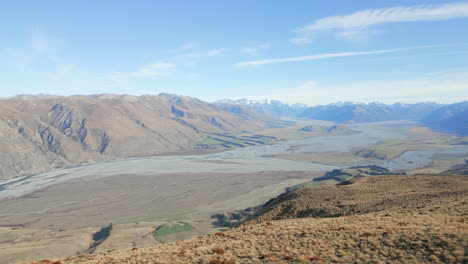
215;98;308;118
0;94;269;180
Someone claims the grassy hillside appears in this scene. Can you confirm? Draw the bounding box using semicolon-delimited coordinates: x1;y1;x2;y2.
248;174;466;223
28;174;467;264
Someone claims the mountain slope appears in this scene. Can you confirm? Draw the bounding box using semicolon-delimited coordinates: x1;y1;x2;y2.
299;102;442;123
247;174;467;223
217;99;458;127
423;101;468;135
0;94;270;180
34;174;467;264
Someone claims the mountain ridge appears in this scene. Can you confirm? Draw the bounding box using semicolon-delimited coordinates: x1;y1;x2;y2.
215;98;308;118
217;98;467;135
0;94;270;180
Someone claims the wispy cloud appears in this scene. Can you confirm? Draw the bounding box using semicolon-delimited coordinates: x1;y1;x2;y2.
240;43;270;56
107;47;226;82
233;47;409;67
292;2;468;43
178;48;227;59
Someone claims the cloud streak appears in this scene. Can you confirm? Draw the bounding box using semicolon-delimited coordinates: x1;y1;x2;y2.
106;47;227;82
292;2;468;43
233;47;409;67
178;48;227;59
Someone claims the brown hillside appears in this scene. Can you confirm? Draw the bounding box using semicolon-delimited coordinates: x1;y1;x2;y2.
0;94;269;179
27;174;467;264
248;174;467;223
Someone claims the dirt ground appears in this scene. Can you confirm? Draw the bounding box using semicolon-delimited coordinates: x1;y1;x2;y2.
0;171;318;230
0;170;320;264
270;151;378;166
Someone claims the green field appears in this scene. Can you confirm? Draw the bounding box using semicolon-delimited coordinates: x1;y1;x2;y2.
153;223;195;238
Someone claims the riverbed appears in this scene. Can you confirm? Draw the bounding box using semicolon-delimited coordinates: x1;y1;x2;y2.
0;122;401;200
0;122;466;229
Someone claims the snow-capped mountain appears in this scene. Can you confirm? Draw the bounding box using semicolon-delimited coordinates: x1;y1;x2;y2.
215;98;308;118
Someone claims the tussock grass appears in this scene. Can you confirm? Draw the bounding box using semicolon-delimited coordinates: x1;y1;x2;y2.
26;174;467;264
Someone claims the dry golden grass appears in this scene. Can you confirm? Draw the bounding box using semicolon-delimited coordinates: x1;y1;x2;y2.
25;174;467;264
248;174;467;222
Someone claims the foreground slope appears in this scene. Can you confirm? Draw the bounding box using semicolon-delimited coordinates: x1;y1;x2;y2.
247;174;467;223
30;174;467;264
0;94;268;179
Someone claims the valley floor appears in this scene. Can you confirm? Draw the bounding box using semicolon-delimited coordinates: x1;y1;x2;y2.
1;122;467;263
24;174;467;264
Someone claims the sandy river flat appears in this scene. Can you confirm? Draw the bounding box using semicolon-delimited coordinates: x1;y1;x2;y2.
0;171;316;229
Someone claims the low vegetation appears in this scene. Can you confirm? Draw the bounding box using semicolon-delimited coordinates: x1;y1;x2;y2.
249;174;466;223
298;124;358;136
195;133;279;150
211;207;258;227
287;165;399;191
31;174;467;264
152;223;195;238
286;180;323;191
88;223;112;253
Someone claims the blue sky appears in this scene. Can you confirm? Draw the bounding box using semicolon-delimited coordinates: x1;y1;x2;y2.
1;0;467;105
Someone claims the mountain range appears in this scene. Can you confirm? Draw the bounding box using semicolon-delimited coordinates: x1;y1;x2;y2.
0;94;269;179
1;94;466;180
216;99;467;135
216;99;308;118
422;101;468;135
298;102;444;122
